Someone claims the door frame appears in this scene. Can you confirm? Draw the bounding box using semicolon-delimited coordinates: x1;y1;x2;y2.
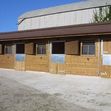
15;43;26;71
49;40;65;74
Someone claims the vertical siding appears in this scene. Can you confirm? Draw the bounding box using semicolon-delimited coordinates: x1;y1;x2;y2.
18;8;96;30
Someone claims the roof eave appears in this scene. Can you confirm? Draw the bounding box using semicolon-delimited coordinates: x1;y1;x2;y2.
0;23;111;41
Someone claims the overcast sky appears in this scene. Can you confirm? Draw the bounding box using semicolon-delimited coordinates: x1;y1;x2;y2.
0;0;82;32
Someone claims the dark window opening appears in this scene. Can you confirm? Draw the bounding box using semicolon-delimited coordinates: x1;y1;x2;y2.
0;44;2;54
33;43;36;55
82;41;95;55
16;44;24;54
52;42;65;54
36;43;46;54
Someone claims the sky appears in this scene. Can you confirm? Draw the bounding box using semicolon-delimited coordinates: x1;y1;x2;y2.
0;0;82;32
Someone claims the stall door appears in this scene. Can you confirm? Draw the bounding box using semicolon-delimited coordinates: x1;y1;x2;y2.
49;41;65;74
15;44;25;71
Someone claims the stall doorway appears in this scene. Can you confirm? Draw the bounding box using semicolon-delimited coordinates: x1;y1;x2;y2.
16;44;24;54
50;41;65;74
52;42;65;54
15;44;25;71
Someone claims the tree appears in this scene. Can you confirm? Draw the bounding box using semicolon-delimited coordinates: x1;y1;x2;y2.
93;6;111;23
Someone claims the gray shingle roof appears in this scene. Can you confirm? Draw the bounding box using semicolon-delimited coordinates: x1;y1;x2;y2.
19;0;111;21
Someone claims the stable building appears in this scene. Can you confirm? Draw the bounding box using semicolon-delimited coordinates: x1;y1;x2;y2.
0;0;111;77
18;0;111;30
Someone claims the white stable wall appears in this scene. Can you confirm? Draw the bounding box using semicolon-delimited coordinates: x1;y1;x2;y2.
18;8;97;31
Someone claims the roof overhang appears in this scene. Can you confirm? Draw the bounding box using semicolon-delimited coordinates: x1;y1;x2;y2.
0;23;111;41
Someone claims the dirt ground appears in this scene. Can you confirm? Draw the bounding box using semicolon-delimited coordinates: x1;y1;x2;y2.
0;69;111;111
0;76;93;111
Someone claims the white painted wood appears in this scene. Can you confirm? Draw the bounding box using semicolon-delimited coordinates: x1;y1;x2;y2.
18;8;97;31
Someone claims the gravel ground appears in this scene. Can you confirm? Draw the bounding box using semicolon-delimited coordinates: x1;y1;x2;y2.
0;76;94;111
0;69;111;111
